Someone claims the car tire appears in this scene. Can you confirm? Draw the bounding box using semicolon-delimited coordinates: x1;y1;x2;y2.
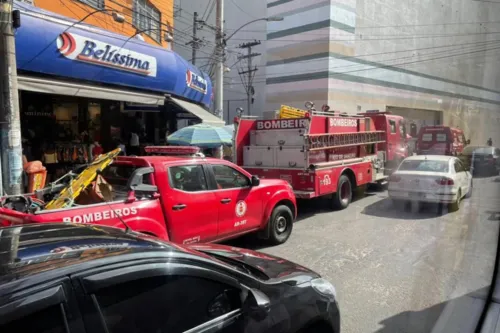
449;189;461;212
332;175;352;210
268;205;293;245
465;180;473;198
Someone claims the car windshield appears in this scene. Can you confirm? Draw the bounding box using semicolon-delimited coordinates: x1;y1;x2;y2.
398;160;449;172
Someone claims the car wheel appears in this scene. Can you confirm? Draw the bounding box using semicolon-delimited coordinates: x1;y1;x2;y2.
465;180;473;198
332;175;352;210
268;205;293;245
449;189;461;212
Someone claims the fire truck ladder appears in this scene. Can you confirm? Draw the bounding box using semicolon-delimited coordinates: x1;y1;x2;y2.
306;131;386;151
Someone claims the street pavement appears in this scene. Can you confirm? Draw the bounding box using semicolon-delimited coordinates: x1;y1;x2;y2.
233;176;500;333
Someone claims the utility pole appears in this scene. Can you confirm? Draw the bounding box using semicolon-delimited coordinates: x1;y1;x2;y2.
214;0;224;120
0;0;22;195
185;12;203;65
238;40;261;115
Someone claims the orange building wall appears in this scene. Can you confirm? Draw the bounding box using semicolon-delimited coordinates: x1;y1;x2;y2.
34;0;174;48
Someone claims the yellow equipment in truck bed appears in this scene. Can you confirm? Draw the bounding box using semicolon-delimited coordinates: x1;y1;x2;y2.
45;148;121;210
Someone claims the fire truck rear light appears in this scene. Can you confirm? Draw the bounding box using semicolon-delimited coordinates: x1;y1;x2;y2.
144;146;201;155
234;117;239;123
389;175;401;182
436;177;454;185
304;112;311;119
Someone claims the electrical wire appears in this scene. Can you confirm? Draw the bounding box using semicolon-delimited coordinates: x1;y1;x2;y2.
242;38;500;76
226;19;500;34
225;42;500;85
201;0;214;21
229;0;257;19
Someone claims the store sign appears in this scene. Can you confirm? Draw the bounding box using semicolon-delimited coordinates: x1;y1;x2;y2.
57;32;158;77
186;70;208;94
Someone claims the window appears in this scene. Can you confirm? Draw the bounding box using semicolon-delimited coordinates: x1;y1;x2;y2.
101;164;152;187
1;304;67;333
454;160;464;173
169;165;208;192
422;133;433;142
93;275;241;333
399;160;449;173
436;133;447;142
133;0;161;42
212;165;250;189
76;0;104;9
389;120;397;134
399;120;406;139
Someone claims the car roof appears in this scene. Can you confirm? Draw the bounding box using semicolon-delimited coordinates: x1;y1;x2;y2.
0;224;178;284
404;155;455;162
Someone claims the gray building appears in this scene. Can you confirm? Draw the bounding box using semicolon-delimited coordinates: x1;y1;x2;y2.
265;0;500;145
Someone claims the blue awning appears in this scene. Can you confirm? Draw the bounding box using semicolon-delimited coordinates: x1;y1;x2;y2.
14;2;213;108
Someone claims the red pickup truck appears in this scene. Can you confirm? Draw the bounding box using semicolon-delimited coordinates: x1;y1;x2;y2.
0;147;297;245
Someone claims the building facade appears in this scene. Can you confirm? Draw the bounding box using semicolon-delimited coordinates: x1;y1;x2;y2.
266;0;500;145
34;0;174;48
14;0;220;183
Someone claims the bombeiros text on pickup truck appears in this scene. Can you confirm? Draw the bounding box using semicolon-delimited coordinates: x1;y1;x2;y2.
232;102;410;209
0;146;297;245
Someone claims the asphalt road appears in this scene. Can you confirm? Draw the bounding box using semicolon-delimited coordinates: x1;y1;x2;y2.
235;176;500;333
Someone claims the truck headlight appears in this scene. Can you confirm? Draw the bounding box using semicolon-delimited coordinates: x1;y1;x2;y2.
311;278;337;299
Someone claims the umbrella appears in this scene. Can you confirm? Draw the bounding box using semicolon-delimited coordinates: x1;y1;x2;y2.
167;124;232;148
223;124;235;135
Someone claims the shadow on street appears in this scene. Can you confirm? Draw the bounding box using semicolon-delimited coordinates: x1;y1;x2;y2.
361;198;451;220
374;288;488;333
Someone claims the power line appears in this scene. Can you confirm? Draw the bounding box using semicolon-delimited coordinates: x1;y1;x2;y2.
225;42;500;85
229;0;257;19
246;38;500;78
225;19;500;34
227;30;500;44
232;38;500;81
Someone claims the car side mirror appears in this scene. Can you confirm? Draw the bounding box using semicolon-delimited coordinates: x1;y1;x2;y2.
242;288;270;321
251;175;260;187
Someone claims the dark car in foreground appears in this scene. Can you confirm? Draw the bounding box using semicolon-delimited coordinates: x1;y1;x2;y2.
458;146;500;176
0;224;340;333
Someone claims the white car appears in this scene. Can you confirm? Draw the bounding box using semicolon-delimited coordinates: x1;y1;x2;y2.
388;155;472;211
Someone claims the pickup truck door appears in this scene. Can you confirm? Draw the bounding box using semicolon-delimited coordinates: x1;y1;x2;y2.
163;163;219;244
207;163;263;239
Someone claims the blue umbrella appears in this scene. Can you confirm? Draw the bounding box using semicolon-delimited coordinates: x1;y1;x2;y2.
223;124;235;135
167;124;232;148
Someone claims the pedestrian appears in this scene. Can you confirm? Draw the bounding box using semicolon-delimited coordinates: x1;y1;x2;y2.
487;138;493;146
129;131;140;156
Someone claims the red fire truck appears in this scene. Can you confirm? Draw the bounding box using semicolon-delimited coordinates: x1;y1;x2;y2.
233;103;409;209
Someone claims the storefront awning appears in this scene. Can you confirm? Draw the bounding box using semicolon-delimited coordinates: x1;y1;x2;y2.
169;97;225;127
18;76;165;105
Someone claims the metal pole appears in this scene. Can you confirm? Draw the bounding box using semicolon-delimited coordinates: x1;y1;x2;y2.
215;0;224;119
215;0;224;158
192;12;198;65
0;0;22;195
247;46;252;115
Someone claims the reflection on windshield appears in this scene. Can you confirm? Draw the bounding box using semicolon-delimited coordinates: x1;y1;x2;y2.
399;160;449;172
